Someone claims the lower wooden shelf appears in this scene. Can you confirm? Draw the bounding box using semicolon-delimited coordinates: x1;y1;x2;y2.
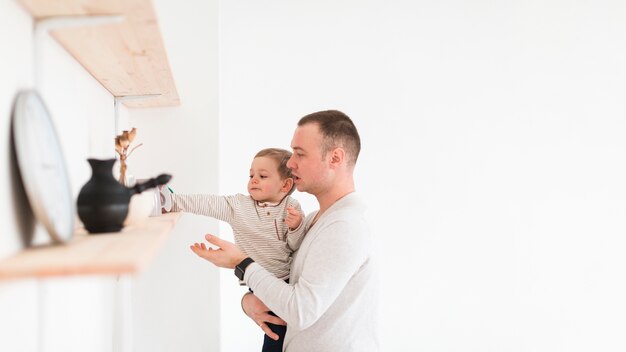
0;212;182;280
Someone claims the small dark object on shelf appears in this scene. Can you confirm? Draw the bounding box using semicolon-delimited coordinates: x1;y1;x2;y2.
77;158;172;233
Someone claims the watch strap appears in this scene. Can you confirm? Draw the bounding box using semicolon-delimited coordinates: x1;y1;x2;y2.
235;257;255;281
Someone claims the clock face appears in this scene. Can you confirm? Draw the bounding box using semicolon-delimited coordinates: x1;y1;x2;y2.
12;90;74;243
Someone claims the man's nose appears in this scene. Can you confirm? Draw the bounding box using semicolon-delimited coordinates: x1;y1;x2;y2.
287;155;295;169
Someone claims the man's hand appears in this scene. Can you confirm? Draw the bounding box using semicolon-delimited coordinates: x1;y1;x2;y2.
190;234;247;269
241;292;287;341
285;206;302;230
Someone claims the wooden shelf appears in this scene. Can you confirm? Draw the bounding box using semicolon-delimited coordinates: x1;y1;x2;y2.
18;0;179;107
0;212;182;280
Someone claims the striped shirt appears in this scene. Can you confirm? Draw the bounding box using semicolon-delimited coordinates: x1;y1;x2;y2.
171;193;306;280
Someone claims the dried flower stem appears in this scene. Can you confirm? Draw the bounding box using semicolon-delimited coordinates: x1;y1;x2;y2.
114;127;141;185
127;143;143;158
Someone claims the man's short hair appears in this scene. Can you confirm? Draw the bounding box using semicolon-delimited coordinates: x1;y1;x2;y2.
298;110;361;166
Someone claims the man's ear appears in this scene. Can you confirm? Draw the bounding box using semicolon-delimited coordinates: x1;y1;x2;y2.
329;147;345;168
281;177;294;193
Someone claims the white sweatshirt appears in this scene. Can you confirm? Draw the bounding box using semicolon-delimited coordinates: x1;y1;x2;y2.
245;193;380;352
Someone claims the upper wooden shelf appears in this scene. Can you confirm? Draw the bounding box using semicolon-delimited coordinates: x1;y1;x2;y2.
18;0;179;108
0;212;182;280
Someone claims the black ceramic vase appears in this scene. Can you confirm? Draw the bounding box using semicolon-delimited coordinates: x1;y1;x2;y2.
77;158;172;234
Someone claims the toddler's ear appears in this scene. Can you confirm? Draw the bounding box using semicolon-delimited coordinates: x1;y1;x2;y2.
281;178;294;193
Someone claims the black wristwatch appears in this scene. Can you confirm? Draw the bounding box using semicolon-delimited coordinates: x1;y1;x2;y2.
234;257;255;281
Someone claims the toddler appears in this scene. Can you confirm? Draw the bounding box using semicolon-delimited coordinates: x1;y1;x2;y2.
164;148;305;351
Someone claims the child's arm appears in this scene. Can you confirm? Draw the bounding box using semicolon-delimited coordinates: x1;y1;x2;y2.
170;193;239;223
285;203;306;251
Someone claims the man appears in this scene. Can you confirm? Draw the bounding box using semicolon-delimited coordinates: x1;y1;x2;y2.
191;110;379;351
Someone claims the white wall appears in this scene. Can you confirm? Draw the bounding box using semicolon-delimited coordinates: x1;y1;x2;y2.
219;1;626;351
1;0;34;258
0;0;220;351
4;1;626;351
128;0;222;350
1;1;117;349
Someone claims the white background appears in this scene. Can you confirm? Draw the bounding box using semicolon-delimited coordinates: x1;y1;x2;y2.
218;1;626;351
1;0;626;351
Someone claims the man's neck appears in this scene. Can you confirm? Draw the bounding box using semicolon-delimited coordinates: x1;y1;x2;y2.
316;180;355;215
310;187;353;229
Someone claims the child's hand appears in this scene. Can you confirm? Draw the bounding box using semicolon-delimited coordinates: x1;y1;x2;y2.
285;206;302;230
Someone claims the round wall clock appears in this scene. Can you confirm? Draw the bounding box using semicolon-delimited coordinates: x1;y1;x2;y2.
12;90;75;243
